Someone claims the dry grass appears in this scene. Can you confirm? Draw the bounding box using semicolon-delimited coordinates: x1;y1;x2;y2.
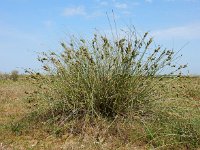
0;77;200;149
0;79;146;149
0;80;30;124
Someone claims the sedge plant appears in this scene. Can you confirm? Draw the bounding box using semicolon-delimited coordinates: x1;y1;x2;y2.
27;27;186;122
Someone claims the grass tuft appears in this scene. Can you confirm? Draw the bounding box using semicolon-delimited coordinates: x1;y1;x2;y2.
2;26;199;149
27;29;184;120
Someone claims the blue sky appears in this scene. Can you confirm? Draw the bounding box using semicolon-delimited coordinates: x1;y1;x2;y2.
0;0;200;74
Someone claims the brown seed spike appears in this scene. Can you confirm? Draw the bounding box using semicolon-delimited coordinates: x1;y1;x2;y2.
144;32;148;38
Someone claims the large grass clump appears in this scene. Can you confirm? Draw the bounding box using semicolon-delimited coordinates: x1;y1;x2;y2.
4;28;200;149
27;29;185;120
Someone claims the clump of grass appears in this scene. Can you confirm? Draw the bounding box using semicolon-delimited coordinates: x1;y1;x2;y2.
27;28;184;120
21;26;199;149
10;70;19;81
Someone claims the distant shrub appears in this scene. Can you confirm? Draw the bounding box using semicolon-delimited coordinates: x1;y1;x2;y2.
28;28;185;120
0;72;10;80
10;70;19;81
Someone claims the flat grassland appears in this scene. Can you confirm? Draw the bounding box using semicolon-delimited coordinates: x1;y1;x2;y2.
0;77;200;150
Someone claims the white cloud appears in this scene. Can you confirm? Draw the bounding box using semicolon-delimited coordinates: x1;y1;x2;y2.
152;23;200;40
86;11;104;19
62;6;86;17
62;5;104;19
114;2;128;9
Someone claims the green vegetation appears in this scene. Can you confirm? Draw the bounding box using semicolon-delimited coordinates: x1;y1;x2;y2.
10;70;19;81
0;72;10;80
27;30;184;119
0;77;200;149
0;29;200;149
0;70;19;81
